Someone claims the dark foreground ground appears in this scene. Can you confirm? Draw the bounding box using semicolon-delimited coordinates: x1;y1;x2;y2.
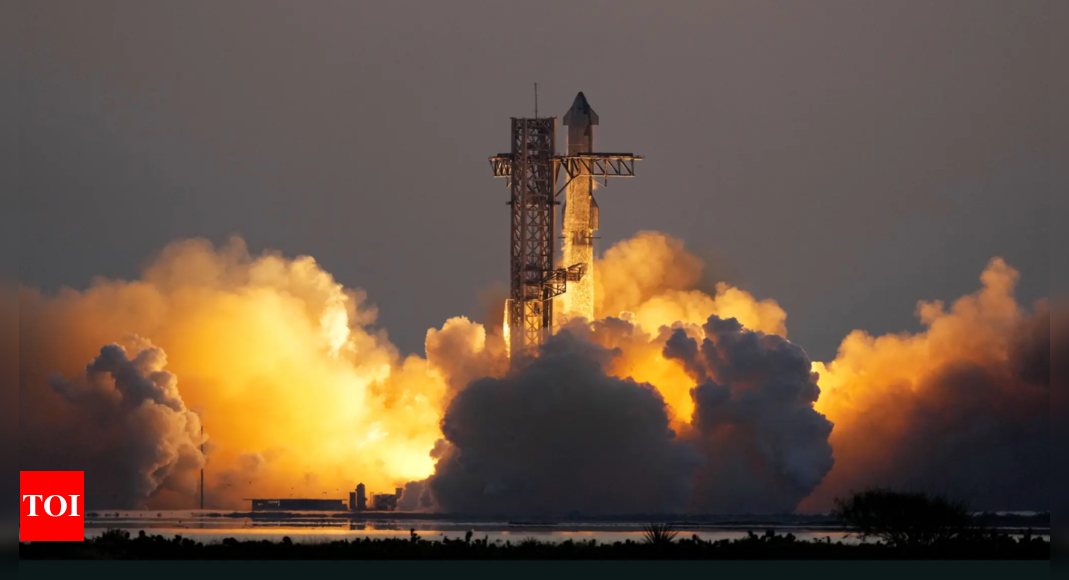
20;529;1050;560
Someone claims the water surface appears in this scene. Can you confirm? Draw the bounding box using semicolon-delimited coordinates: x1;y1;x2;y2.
83;510;1049;545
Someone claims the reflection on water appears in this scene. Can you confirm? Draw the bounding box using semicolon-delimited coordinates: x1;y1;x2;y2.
83;527;861;546
82;511;1050;546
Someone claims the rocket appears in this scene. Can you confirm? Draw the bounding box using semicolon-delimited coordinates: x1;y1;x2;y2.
563;92;600;234
557;92;601;324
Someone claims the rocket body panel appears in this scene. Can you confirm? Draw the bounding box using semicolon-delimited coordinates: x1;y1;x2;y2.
567;125;595;156
559;177;595;324
590;196;600;232
559;92;599;324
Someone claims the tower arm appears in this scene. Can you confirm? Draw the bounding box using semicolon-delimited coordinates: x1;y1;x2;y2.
557;154;643;180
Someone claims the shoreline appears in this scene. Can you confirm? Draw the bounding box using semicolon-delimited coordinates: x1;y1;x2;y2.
20;528;1051;561
84;510;1050;524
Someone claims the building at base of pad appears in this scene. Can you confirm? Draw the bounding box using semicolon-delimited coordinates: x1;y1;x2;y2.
248;485;401;512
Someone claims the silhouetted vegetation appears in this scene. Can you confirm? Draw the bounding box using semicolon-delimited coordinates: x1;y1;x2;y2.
19;527;1048;560
21;492;1050;561
642;523;679;546
833;489;976;548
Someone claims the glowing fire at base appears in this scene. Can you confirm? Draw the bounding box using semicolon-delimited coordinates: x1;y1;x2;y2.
503;299;512;359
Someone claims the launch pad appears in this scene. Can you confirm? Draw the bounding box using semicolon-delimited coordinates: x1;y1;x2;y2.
490;92;642;359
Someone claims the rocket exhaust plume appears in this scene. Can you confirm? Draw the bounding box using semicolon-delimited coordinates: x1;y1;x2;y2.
45;339;206;508
663;317;835;513
425;331;702;516
804;259;1053;512
17;231;1052;515
412;231;834;514
19;237;471;509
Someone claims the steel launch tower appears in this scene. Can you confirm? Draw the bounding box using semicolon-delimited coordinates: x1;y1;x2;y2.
490;92;642;359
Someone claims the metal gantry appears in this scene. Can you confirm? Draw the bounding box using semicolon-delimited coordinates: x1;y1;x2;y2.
502;117;559;358
490;101;642;360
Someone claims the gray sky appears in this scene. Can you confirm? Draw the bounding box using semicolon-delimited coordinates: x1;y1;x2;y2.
17;0;1052;362
1053;1;1067;300
2;2;16;285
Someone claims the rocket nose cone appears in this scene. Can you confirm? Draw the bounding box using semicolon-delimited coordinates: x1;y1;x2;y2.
571;92;590;112
564;92;599;126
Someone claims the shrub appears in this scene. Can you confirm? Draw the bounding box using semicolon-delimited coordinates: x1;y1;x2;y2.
642;523;679;546
833;489;974;548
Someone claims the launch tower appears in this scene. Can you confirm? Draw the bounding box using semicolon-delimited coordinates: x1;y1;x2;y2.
490;92;641;359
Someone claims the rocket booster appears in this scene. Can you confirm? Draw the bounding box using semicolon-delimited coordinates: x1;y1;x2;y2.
563;92;600;234
558;92;600;324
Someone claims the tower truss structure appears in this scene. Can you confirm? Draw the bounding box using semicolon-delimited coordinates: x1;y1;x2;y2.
490;103;642;360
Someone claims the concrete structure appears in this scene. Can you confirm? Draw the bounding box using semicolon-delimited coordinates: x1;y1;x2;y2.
249;499;347;512
370;490;401;511
199;425;205;511
349;483;401;511
349;483;367;512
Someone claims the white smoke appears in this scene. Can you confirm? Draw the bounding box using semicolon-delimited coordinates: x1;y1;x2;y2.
661;316;835;513
36;339;205;509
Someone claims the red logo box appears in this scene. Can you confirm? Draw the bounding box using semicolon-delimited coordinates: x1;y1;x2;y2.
20;471;85;542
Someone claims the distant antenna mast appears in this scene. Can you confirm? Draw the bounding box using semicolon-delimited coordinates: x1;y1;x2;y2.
534;83;539;117
200;425;205;511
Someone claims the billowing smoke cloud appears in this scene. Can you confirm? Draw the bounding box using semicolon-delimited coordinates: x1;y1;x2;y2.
1010;302;1051;388
213;452;269;503
17;231;1051;515
424;316;507;397
662;317;835;513
412;232;799;516
805;259;1051;512
431;254;1053;516
422;312;836;516
595;232;704;319
425;332;702;516
586;233;791;426
414;233;836;515
19;237;451;509
595;232;788;337
397;479;433;512
27;340;205;508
